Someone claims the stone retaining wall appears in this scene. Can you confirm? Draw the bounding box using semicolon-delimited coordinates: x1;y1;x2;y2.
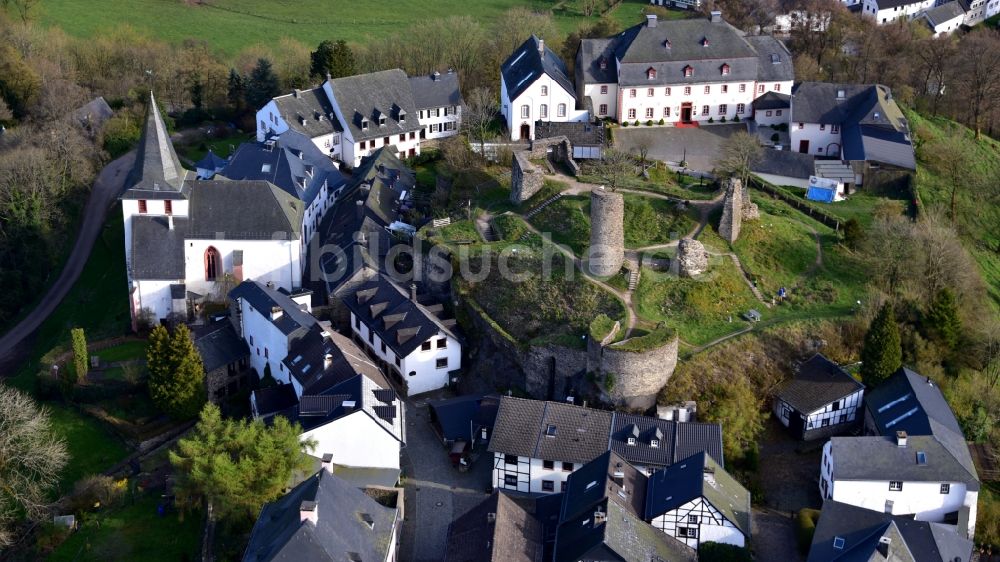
510;151;544;204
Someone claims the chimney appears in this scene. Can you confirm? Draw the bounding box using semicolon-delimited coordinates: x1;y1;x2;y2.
593;509;607;525
324;353;334;370
293;89;301;98
168;215;174;230
266;281;275;289
271;306;283;320
356;199;364;220
537;38;545;54
410;283;418;301
926;376;933;386
876;536;891;558
300;500;318;525
325;71;331;81
321;453;333;473
646;14;657;27
896;430;908;448
710;10;722;23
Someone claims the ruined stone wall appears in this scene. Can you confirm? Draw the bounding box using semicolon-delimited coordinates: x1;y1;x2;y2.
718;178;744;244
677;238;708;278
588;333;679;411
510;151;544;204
740;181;759;220
588;187;625;276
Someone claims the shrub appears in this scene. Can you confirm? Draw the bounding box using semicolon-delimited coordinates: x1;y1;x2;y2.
69;475;126;513
604;373;616;391
646;119;653;126
708;117;715;123
721;116;727;123
733;115;740;122
622;121;629;127
658;118;665;125
699;542;752;562
777;123;789;132
770;133;780;143
71;328;88;382
633;120;640;127
842;217;863;248
796;508;821;554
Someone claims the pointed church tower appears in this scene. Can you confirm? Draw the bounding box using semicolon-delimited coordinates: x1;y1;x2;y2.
125;92;189;193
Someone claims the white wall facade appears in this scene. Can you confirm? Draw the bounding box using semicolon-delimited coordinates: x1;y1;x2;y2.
862;0;936;23
184;238;301;300
927;12;965;35
255;99;342;159
790;122;844;157
501;74;587;141
618;82;757;124
650;497;746;549
820;441;978;538
582;82;620;121
238;297;293;384
492;452;578;494
345;132;421;169
753;107;789;127
302;411;401;470
417;106;461;140
132;279;178;321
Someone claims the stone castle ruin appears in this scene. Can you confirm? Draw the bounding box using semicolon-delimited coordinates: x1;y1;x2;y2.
676;238;709;277
718;178;759;243
509;136;578;204
588;187;625;276
587;322;679;410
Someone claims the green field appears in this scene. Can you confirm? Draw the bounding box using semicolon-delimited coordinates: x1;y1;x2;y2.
37;0;684;57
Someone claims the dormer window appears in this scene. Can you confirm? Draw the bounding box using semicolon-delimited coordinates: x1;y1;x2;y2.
378;113;386;127
599;58;607;70
663;39;671;49
627;437;636;446
721;63;730;75
650;439;659;448
683;65;693;78
361;118;369;131
701;36;710;47
647;67;656;80
398;110;406;123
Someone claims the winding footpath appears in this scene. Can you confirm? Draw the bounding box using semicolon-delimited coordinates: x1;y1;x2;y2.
0;152;135;371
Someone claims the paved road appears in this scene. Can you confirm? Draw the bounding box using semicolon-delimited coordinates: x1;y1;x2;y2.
0;152;135;370
400;398;492;562
615;123;747;172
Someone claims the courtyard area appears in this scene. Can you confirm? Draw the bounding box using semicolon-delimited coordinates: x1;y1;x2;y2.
614;122;748;172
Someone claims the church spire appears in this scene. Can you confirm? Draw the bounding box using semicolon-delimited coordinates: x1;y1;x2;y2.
126;91;187;192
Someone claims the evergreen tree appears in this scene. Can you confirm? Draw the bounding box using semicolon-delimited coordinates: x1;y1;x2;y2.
860;302;902;386
170;404;316;522
70;327;87;382
842;218;863;248
147;325;206;419
310;39;356;80
226;68;246;113
924;287;961;349
245;58;281;110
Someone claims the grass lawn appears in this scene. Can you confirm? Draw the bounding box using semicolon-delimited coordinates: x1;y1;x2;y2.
766;183;907;228
49;407;129;493
623;194;695;248
95;341;147;363
579;164;719;200
527;195;591;256
47;494;202;562
634;259;758;346
732;196;820;298
38;0;680;57
177;131;254;164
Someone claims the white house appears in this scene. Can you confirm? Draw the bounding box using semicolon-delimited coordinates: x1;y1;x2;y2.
122;94;304;326
500;35;589;141
649;0;701;9
860;0;937;24
575;12;794;126
409;70;463;140
773;354;865;441
255;87;343;160
646;451;752;550
820;367;980;539
340;272;462;397
919;1;967;35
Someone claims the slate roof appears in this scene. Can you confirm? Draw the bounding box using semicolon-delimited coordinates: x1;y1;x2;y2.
560;451;647;522
751;90;791;110
751;148;816;180
445;492;544;562
252;384;299;418
195;150;228;173
865;367;978;484
231;280;317;340
340;272;458;358
829;435;979;490
553;499;695;562
609;412;724;469
807;500;973;562
123;92;190;198
185;180;303;240
327;69;422;142
429;394;500;443
72;96;113;129
923;1;967;26
745;35;795;82
644;451;752;538
576;36;618;84
533;121;605;147
408;70;463;110
193;321;249;373
777;354;864;414
284;325;388;395
488;397;613;465
130;216;187;279
242;469;396;562
502;35;576;102
270;87;342;139
790;82;875;125
221;130;345;206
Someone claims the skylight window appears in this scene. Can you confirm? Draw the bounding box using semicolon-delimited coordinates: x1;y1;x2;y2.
261;164;272;173
514;72;535;91
885;407;919;428
545;424;557;437
916;451;927;465
877;393;912;413
586;480;598;491
833;537;845;549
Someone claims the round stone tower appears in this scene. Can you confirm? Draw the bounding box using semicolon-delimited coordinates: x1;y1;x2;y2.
588;187;625;277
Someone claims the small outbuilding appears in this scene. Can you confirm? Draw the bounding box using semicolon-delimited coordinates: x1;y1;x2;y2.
773;353;864;441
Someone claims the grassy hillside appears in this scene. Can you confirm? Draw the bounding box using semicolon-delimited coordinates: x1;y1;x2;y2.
908;111;1000;307
36;0;681;56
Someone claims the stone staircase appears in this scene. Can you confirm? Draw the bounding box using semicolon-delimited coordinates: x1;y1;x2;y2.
626;260;641;291
481;220;500;243
525;193;563;219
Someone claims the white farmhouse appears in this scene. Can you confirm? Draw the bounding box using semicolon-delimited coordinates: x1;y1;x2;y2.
409;70;463;140
500;35;589;141
645;451;752;551
919;1;967;35
820;367;980;539
122;94;303;326
860;0;937;23
339;272;462;397
576;12;794;126
773;354;865;441
255;87;343;160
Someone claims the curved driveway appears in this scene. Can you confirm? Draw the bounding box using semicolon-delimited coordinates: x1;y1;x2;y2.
0;152;135;369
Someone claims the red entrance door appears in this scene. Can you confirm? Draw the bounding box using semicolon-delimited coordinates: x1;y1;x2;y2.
680;103;693;123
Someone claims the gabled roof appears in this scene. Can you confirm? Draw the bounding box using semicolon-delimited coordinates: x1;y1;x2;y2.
130;215;187;280
923;1;967;26
777;354;864;414
502;35;576;102
609;412;724;469
488;397;613;465
807;500;973;562
230;280;317;340
193;321;249;373
327;69;422;142
270;86;342;139
445;492;544;562
751;90;791;110
195;149;228;173
828;434;979;490
751;148;816;181
284;325;388;396
745;35;795;83
559;451;647;522
279;372;404;444
185;180;302;240
408;70;463;110
242;469;396;562
429;394;500;443
645;451;751;538
553;499;695;562
865;367;977;481
124;92;189;198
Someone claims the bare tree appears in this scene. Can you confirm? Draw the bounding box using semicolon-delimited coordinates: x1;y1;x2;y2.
716;131;762;187
913;36;956;116
462;87;499;154
0;385;68;547
952;30;1000;139
590;148;634;191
